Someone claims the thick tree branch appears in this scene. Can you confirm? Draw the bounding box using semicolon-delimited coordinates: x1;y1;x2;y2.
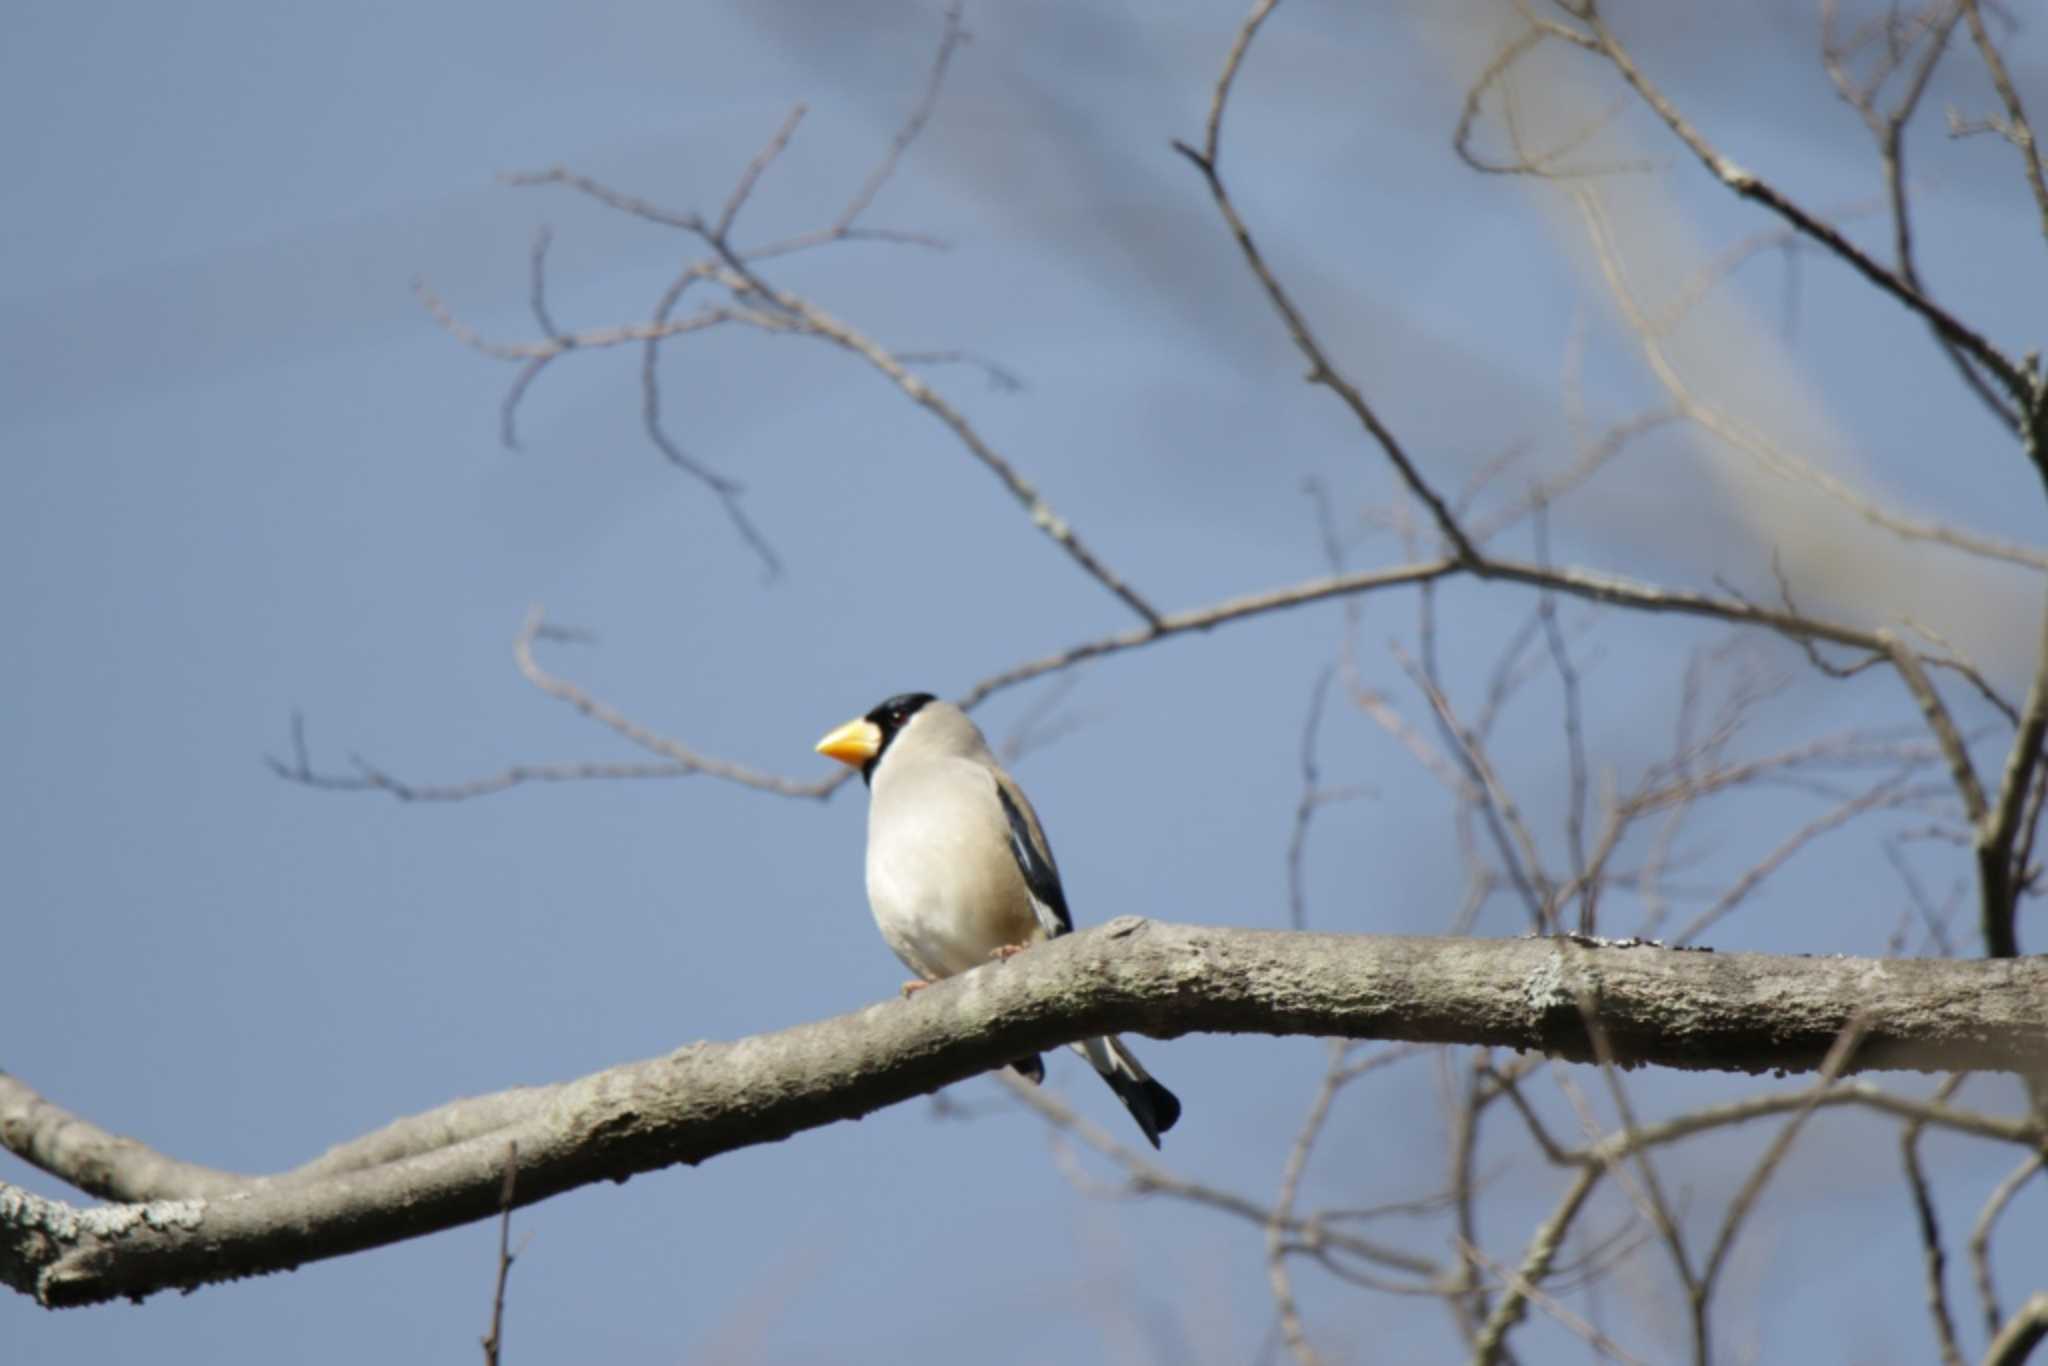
7;921;2048;1309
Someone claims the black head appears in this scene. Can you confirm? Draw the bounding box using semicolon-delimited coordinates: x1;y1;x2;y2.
859;692;937;782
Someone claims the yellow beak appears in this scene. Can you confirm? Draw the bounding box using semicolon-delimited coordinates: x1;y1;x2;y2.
815;716;883;767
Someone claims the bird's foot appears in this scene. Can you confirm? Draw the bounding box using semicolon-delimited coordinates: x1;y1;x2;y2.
900;979;931;998
989;944;1029;961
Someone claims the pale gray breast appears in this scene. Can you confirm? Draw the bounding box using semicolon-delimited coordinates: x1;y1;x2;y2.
866;754;1042;978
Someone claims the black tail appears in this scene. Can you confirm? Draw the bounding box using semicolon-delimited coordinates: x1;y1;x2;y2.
1103;1070;1181;1149
1090;1035;1181;1148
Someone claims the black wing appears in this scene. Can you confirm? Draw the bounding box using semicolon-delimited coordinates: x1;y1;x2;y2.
994;776;1073;937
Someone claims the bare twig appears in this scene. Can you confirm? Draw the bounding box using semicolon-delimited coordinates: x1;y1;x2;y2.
419;6;970;576
1901;1076;1969;1366
1533;508;1593;930
1459;1236;1648;1365
1822;0;2018;428
416;277;774;363
1285;665;1369;930
1574;1;2035;432
633;261;784;575
1573;980;1706;1364
1472;1165;1600;1364
282;538;1985;808
992;1069;1441;1283
1969;1148;2045;1338
1887;835;1961;958
1266;1042;1345;1366
1976;599;2048;957
1175;1;1479;564
1398;633;1556;929
480;1142;518;1366
995;674;1092;767
1700;1018;1870;1329
716;271;1163;625
269;609;842;802
1572;190;2048;570
714;104;807;241
1958;0;2048;246
829;2;968;236
524;226;561;341
1442;1057;1491;1347
1984;1292;2048;1366
1883;629;1991;825
1672;772;1941;945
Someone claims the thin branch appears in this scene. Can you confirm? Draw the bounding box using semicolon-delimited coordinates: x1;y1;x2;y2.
1397;634;1556;929
714;104;807;241
1959;0;2048;246
1699;1018;1871;1318
1977;597;2048;957
283;542;1986;808
1888;835;1961;958
479;1142;518;1366
1459;1237;1648;1365
1984;1292;2048;1366
1344;665;1475;802
1970;1148;2045;1337
1472;1165;1600;1364
1534;508;1593;930
833;1;967;234
1821;0;2018;429
633;260;785;576
995;674;1091;767
268;611;844;802
1575;1;2035;429
716;270;1163;626
954;559;1458;708
1454;21;1644;182
1443;1056;1492;1347
425;6;967;575
1196;0;1281;170
1574;978;1705;1364
1899;612;2022;726
1672;771;1938;945
272;752;732;803
1175;1;1479;564
1267;1042;1345;1366
1572;190;2048;571
1883;628;1990;825
994;1070;1442;1283
505;607;839;795
416;277;773;362
1285;665;1369;930
524;226;561;342
1455;27;1554;177
1901;1076;1969;1366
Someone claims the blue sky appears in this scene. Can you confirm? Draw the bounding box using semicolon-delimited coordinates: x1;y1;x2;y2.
6;2;2046;1361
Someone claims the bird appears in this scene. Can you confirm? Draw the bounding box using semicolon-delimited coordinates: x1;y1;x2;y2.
815;692;1182;1147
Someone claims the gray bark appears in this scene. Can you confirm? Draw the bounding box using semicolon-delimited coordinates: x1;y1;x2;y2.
5;919;2044;1308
